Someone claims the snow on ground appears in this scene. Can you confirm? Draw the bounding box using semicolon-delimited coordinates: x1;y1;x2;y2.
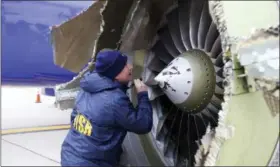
2;86;72;129
1;86;72;166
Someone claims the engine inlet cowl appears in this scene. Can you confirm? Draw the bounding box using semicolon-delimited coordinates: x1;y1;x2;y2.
154;49;216;113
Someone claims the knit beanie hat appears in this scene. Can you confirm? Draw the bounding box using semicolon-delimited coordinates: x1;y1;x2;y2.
95;50;128;79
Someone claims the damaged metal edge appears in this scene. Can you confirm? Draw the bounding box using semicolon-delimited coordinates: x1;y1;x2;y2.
194;125;214;166
235;9;279;118
202;1;280;166
236;28;279;81
268;138;279;167
56;0;108;90
54;1;108;110
118;0;142;52
209;2;278;48
121;0;142;42
119;0;151;52
50;1;105;72
54;0;136;110
50;2;94;30
201;1;235;166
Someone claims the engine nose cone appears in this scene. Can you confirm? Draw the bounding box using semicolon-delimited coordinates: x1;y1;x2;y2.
154;49;216;113
154;56;194;104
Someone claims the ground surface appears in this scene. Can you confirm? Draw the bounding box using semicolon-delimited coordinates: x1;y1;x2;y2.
1;86;72;166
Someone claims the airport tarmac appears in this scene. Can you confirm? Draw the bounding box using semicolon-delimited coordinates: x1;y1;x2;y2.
1;86;72;166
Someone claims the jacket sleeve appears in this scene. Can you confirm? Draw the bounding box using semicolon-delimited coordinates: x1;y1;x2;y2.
113;91;153;134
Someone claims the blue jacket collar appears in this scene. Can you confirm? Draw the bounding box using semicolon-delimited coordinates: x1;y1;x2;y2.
80;72;128;93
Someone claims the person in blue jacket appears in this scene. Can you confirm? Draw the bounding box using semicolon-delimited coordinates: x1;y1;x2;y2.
60;49;153;167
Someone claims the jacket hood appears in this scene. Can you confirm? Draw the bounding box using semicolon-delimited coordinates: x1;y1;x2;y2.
80;72;128;93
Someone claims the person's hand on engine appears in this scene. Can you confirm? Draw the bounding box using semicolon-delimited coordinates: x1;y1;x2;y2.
134;79;148;93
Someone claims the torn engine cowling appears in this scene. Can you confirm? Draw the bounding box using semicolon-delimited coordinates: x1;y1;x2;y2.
51;0;279;166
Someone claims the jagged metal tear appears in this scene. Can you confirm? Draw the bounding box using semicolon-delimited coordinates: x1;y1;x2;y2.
51;1;105;73
52;0;279;165
53;1;108;110
197;1;279;166
53;0;142;110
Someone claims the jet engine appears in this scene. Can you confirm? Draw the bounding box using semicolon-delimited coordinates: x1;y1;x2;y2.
51;0;279;166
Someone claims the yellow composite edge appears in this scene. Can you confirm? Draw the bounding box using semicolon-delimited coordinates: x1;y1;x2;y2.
1;124;71;135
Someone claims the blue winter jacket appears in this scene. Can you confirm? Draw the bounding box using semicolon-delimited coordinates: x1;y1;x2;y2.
60;72;153;167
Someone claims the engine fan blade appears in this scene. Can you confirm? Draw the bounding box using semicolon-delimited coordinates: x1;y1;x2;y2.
204;22;219;52
210;36;222;58
197;1;212;49
166;8;186;53
189;0;204;48
178;0;192;50
152;41;174;64
158;27;181;57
